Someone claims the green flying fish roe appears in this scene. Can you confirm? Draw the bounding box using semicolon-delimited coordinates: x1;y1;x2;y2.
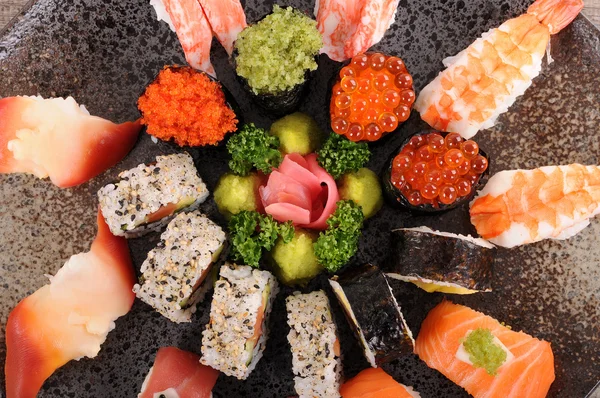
462;328;508;376
235;5;322;95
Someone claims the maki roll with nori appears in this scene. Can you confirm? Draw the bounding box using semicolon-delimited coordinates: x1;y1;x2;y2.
384;227;495;294
233;5;322;114
329;264;414;367
382;130;490;213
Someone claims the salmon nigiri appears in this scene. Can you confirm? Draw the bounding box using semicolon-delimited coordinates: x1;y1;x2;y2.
139;347;219;398
415;301;555;398
340;367;421;398
415;0;584;139
5;209;136;398
0;96;140;188
470;164;600;247
314;0;400;62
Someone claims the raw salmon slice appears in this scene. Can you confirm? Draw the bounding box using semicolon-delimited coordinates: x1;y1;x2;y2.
415;301;555;398
139;347;219;398
340;367;420;397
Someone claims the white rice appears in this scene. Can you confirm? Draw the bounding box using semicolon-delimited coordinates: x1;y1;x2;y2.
133;211;226;323
201;264;278;380
98;152;208;238
286;290;342;398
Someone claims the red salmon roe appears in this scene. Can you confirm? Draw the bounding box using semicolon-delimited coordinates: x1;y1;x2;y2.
331;52;415;142
389;132;488;208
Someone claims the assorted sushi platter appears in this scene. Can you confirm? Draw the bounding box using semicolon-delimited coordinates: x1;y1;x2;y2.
1;0;600;397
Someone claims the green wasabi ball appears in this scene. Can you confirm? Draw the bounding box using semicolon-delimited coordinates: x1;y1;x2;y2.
270;229;323;286
214;173;261;220
463;328;508;376
338;168;383;219
270;112;325;155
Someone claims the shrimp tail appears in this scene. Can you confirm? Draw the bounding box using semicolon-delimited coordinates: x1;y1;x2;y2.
527;0;584;34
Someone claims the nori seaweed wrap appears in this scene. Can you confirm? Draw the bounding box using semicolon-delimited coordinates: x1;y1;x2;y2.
384;227;495;294
233;5;322;115
329;264;414;367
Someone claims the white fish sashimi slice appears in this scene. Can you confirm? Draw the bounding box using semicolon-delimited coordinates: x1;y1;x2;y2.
150;0;176;31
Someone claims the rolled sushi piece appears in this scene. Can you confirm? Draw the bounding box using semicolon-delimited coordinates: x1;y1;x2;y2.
415;301;555;398
98;152;209;238
200;264;278;380
138;346;219;398
329;264;414;367
384;227;495;294
286;290;342;398
234;5;322;114
133;211;226;323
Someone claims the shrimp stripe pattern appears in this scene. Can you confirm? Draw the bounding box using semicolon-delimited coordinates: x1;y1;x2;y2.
414;0;583;139
470;164;600;248
315;0;400;62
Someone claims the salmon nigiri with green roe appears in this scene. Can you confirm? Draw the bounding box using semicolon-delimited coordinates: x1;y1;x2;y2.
415;0;584;139
4;209;136;398
0;96;141;188
415;301;555;398
340;367;421;397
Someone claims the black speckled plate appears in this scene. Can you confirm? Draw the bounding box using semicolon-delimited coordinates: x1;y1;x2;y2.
1;1;599;397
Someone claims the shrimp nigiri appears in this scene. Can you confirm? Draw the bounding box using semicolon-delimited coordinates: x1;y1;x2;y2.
470;164;600;248
151;0;216;75
315;0;400;62
198;0;247;56
5;209;136;398
0;96;140;188
139;347;219;398
415;0;584;139
415;301;555;398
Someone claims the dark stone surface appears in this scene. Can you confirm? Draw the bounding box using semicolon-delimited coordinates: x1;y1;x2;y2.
1;0;599;397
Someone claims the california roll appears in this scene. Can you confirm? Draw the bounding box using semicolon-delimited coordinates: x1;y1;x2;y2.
133;211;226;323
98;152;208;238
200;264;278;380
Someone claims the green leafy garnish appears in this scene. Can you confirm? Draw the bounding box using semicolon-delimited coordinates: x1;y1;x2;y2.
313;200;364;272
227;123;282;176
317;134;371;179
462;328;508;376
229;210;294;268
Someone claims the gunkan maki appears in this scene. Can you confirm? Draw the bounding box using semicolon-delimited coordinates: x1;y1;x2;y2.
384;227;495;294
329;264;414;367
233;5;322;115
382;130;490;213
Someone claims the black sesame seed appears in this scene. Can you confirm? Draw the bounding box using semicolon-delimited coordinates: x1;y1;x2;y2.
153;167;161;174
131;215;136;221
115;210;123;216
321;315;326;323
136;204;141;211
254;284;259;289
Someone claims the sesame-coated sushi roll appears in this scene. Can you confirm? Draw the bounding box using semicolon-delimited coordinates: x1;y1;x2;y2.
98;152;208;238
200;264;279;380
286;290;342;398
133;211;226;323
329;265;414;368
